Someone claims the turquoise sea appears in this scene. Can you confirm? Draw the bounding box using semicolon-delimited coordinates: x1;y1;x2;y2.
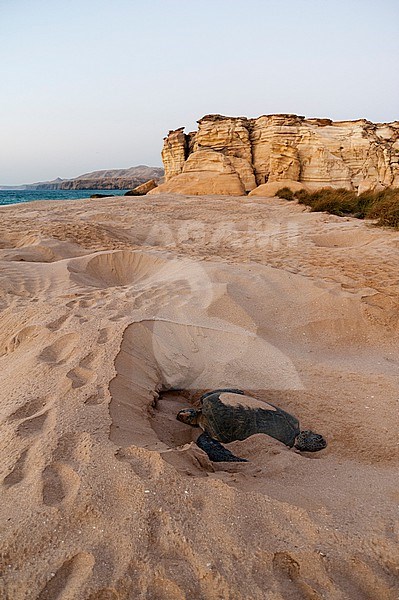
0;189;129;206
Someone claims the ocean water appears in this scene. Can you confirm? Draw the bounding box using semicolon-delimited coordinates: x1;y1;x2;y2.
0;189;129;206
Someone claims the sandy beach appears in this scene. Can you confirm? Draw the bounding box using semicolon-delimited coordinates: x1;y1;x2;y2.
0;193;398;599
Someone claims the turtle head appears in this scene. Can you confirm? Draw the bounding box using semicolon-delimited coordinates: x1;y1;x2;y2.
176;408;200;427
295;430;327;452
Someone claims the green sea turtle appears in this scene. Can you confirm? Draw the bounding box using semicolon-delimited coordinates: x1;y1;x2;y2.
176;388;327;462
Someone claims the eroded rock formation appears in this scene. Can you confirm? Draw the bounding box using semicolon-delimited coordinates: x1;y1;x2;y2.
124;179;158;196
151;114;399;196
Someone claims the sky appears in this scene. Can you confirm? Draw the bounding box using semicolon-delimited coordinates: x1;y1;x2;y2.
1;0;398;185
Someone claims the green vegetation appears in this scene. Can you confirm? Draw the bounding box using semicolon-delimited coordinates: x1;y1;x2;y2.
274;187;295;201
275;187;399;228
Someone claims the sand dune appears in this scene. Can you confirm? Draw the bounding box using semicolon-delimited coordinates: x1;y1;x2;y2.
0;194;398;599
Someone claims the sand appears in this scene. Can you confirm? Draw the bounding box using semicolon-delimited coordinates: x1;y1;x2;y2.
0;193;398;599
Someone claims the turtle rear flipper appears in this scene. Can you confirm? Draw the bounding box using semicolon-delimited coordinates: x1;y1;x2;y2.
196;432;248;463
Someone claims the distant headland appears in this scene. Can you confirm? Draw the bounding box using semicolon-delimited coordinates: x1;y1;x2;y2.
0;165;164;191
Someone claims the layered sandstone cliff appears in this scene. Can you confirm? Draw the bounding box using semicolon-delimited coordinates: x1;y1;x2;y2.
150;114;399;196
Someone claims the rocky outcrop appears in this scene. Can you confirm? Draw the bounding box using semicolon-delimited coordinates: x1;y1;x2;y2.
124;179;157;196
149;143;246;196
249;180;309;197
23;166;164;191
152;114;399;196
161;128;188;180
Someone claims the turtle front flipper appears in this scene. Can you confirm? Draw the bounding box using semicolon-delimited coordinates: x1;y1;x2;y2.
196;432;248;463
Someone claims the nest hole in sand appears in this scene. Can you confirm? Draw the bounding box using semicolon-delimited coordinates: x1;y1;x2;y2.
68;250;171;288
149;389;202;449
